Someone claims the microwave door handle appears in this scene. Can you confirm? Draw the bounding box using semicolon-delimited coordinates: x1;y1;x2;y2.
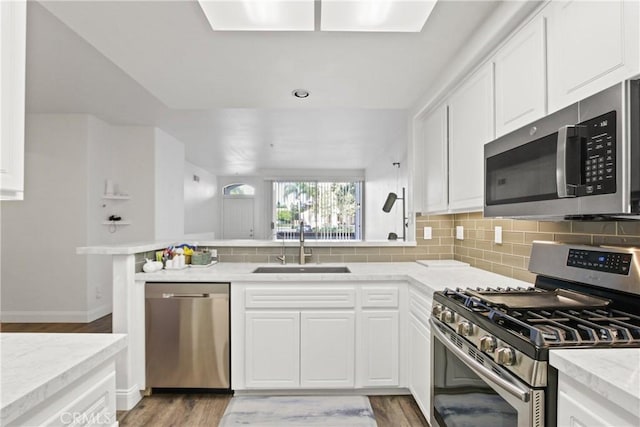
430;318;531;403
557;126;576;198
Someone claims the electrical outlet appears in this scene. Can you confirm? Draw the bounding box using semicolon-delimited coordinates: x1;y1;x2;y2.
495;226;503;245
456;226;464;240
423;226;432;240
95;286;102;300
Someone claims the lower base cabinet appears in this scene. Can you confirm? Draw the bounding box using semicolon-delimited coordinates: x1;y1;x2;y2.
409;314;431;418
300;311;355;388
245;311;300;388
557;372;639;427
360;311;399;387
408;286;433;420
237;283;404;390
7;361;118;427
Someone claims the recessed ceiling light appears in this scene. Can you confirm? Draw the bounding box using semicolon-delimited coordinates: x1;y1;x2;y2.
292;89;310;99
321;0;438;32
197;0;315;31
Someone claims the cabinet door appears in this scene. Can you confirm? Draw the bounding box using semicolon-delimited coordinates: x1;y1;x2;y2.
557;372;639;427
245;311;300;388
409;314;431;420
547;0;640;112
448;62;494;211
416;104;448;213
495;14;546;137
360;311;399;387
300;311;355;388
0;0;26;201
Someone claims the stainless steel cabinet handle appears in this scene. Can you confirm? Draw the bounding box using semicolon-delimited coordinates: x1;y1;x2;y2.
162;293;211;298
430;318;531;403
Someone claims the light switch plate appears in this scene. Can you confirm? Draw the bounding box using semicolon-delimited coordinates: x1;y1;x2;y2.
423;226;432;240
456;226;464;240
495;226;503;244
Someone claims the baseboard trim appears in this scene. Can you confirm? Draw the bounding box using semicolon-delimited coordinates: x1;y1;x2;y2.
87;304;113;322
233;388;411;397
1;306;112;323
116;385;143;411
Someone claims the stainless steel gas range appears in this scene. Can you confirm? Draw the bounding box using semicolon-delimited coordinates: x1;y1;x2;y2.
429;241;640;427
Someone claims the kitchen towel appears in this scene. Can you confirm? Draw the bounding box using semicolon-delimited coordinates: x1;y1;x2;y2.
219;395;378;427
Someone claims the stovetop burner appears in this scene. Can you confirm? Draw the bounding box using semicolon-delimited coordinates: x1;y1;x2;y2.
437;286;640;349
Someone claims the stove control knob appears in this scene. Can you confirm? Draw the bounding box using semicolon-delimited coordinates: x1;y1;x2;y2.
495;347;516;366
456;321;473;337
439;309;454;323
479;336;497;353
432;304;443;317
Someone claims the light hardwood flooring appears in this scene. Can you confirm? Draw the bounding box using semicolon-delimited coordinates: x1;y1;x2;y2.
1;315;430;427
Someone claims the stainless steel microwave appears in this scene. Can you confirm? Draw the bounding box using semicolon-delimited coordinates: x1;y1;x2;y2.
484;80;640;219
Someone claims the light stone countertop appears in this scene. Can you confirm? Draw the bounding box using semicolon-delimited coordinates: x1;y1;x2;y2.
77;239;416;255
0;333;127;425
550;348;640;418
137;261;531;297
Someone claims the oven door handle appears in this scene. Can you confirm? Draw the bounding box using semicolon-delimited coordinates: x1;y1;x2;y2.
430;318;531;403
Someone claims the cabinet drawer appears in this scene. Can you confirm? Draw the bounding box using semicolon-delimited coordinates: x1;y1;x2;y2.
409;288;432;327
361;287;398;308
245;287;356;308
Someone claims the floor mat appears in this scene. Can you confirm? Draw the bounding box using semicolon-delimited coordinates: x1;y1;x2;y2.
219;395;378;426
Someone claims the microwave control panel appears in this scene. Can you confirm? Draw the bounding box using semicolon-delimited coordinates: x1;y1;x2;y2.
567;248;632;275
579;111;616;196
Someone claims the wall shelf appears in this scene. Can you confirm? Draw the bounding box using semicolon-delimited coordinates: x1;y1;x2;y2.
102;195;131;200
102;221;131;226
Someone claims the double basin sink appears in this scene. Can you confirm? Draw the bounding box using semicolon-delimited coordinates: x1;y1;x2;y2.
252;266;351;274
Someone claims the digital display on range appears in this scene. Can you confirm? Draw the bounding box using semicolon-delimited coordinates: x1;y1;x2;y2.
567;249;632;275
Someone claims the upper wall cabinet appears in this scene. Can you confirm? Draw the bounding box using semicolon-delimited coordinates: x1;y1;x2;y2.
0;0;27;201
414;103;448;213
547;0;640;113
448;62;494;212
494;14;547;138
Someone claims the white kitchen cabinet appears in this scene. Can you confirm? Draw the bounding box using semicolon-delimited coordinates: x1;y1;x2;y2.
245;311;300;388
300;311;355;388
360;311;399;387
0;0;26;200
235;282;406;391
547;0;640;113
557;372;639;427
414;103;448;213
408;287;433;419
448;62;494;212
494;13;547;137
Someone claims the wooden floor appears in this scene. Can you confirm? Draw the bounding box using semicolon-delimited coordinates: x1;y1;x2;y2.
0;314;112;333
2;315;430;427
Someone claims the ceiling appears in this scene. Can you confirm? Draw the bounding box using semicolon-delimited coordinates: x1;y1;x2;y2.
26;0;501;175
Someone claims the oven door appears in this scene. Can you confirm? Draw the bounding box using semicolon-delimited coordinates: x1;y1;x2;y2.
430;318;544;427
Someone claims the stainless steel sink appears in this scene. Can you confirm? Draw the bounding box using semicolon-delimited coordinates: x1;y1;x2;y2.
252;266;351;274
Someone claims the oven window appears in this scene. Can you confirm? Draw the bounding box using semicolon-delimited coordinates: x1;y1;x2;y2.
486;132;559;205
433;339;518;427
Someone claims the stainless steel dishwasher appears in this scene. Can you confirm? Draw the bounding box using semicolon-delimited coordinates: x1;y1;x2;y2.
145;282;230;389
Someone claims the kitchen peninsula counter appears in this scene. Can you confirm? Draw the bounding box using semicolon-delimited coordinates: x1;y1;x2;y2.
0;333;126;426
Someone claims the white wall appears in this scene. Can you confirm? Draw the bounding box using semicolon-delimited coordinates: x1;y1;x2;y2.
0;113;178;322
184;161;217;237
364;119;410;241
154;128;185;240
1;114;90;321
85;117;156;318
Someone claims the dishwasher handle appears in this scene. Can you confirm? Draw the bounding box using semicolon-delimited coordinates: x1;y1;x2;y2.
162;293;212;298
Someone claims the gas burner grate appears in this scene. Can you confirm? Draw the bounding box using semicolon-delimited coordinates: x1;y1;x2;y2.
439;287;640;348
